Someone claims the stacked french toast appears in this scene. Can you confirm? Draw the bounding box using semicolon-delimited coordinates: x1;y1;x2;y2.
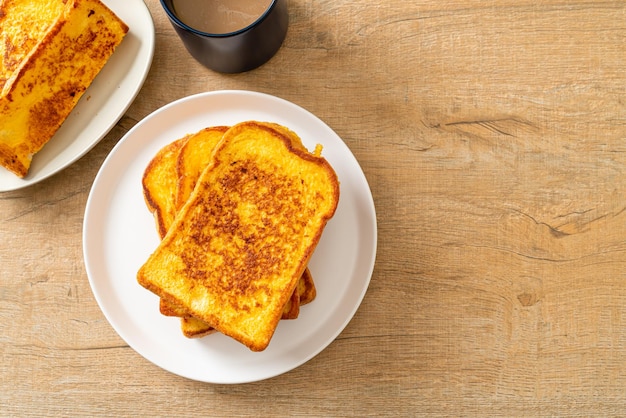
138;121;339;351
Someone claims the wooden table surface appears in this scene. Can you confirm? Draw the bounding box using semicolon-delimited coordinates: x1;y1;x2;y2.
1;0;625;416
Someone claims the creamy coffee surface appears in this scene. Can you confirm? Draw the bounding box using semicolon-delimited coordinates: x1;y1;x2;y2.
173;0;273;34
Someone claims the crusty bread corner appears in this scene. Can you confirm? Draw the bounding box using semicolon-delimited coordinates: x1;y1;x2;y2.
298;267;317;305
0;0;128;178
142;137;189;239
180;316;218;339
175;126;229;211
137;122;339;351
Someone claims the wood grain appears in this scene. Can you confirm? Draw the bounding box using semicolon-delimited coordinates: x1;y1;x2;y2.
1;0;625;416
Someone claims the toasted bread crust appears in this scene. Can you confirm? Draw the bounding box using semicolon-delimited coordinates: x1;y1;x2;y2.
138;121;339;351
142;137;188;239
180;316;218;339
298;267;317;305
175;126;229;210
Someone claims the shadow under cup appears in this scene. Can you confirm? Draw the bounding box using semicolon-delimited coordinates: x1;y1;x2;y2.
160;0;288;73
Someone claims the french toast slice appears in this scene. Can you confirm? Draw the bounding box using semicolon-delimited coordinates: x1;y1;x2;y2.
0;0;128;177
142;124;318;338
137;121;339;351
172;124;316;332
145;126;309;319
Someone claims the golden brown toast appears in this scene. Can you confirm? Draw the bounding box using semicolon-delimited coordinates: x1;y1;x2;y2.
180;268;317;338
144;126;307;317
297;267;317;305
0;0;66;88
175;126;229;211
159;267;316;319
179;316;216;339
142;124;318;339
137;121;339;351
160;265;318;338
142;136;188;239
0;0;128;177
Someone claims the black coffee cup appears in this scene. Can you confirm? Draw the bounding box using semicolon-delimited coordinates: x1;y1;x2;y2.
160;0;288;73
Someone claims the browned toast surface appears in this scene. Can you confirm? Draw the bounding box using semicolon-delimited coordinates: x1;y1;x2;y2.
159;268;315;319
179;269;319;339
175;126;229;211
142;137;188;239
143;124;318;338
0;0;128;177
0;0;66;89
137;121;339;351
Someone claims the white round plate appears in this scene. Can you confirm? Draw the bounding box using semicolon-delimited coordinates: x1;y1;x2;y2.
82;90;377;384
0;0;155;192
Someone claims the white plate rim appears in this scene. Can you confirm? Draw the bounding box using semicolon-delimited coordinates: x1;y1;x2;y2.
82;90;378;384
0;0;155;192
